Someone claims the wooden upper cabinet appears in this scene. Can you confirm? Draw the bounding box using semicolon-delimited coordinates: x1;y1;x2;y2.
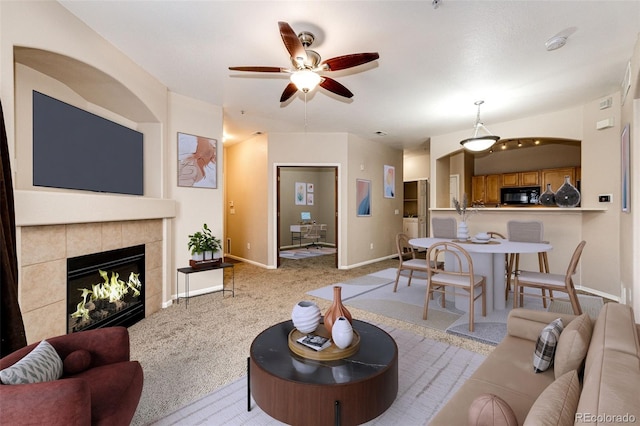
541;167;576;192
501;173;519;187
502;171;539;187
485;174;500;204
471;175;486;203
519;171;539;186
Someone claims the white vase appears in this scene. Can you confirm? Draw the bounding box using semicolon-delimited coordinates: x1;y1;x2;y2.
457;221;469;240
213;251;222;259
291;301;321;333
204;250;213;260
331;316;354;349
192;252;204;261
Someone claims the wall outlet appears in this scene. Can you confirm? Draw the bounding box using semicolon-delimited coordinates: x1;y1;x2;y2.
598;194;612;203
621;286;627;304
247;243;251;250
370;243;374;250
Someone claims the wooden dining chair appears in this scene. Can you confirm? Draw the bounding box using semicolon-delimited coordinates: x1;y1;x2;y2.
394;233;430;292
431;217;457;238
486;231;512;300
513;240;586;315
507;220;551;306
423;241;486;332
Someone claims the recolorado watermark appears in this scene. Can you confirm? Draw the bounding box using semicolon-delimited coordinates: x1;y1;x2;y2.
575;413;637;423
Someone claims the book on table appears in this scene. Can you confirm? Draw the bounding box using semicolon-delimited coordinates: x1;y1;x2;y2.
296;334;332;351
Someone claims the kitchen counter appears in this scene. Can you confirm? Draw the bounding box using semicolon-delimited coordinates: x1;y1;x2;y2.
431;206;607;212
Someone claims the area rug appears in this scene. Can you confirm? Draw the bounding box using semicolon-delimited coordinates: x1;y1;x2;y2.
150;323;486;425
279;246;336;260
308;269;605;346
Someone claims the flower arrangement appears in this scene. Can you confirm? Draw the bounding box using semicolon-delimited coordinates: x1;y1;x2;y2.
452;193;476;222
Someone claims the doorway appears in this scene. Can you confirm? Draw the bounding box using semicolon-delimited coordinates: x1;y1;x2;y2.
276;166;338;268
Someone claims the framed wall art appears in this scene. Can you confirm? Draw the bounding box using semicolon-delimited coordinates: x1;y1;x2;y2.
295;182;307;205
356;179;371;216
384;165;395;198
177;132;217;188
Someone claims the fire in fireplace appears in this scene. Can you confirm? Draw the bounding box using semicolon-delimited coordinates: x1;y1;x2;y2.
67;245;145;333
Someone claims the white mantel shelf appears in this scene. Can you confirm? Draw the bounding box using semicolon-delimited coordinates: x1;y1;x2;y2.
15;190;176;226
431;207;607;213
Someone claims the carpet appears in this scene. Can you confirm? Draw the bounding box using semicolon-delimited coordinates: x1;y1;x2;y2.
308;269;605;346
151;323;486;425
279;246;336;260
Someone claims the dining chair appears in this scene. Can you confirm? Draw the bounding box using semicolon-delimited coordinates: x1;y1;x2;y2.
423;241;486;332
513;240;586;315
506;220;551;306
431;217;457;238
487;231;511;300
393;233;429;292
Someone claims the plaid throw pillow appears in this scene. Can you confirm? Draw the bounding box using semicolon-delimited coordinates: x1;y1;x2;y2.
533;318;564;373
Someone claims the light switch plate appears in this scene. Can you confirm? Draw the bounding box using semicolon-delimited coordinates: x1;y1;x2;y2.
598;194;612;203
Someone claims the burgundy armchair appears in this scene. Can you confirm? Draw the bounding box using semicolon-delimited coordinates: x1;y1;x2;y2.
0;326;143;425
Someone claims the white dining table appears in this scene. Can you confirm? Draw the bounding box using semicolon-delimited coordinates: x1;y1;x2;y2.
409;237;552;313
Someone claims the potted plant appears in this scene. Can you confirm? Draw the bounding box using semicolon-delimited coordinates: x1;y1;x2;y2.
202;223;222;260
187;230;206;261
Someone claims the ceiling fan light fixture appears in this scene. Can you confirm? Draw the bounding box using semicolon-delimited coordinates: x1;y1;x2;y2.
460;101;500;152
290;69;321;93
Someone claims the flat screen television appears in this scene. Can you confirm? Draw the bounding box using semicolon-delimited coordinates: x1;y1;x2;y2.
32;91;144;195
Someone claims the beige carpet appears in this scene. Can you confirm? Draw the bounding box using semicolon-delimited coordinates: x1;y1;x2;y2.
128;255;494;425
151;323;487;425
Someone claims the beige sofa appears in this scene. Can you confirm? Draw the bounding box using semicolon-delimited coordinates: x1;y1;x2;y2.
430;302;640;425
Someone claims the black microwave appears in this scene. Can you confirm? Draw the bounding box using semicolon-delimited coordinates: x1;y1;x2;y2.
501;186;541;205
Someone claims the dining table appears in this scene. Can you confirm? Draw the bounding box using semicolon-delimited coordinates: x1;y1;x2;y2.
408;237;552;313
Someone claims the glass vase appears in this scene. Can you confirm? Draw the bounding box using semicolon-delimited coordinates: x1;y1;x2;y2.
538;183;556;206
555;176;581;208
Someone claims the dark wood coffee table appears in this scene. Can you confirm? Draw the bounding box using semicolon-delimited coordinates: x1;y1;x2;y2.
249;319;398;426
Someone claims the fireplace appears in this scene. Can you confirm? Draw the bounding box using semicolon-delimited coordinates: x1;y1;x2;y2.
67;245;145;333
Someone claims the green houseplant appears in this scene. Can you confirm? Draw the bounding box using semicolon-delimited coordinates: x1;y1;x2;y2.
188;224;222;261
202;223;222;259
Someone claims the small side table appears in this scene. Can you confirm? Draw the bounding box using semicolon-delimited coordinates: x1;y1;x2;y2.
176;262;235;307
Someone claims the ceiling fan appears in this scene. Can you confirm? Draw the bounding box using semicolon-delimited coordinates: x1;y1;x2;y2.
229;21;379;102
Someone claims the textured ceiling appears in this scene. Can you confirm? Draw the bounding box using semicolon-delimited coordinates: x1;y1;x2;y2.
59;1;640;150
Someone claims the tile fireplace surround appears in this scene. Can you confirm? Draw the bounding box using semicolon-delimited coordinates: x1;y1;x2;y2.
19;219;163;344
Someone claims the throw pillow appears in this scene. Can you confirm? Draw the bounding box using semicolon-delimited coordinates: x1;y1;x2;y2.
63;349;92;375
468;393;518;426
533;318;564;373
0;340;63;385
554;313;593;379
523;369;581;426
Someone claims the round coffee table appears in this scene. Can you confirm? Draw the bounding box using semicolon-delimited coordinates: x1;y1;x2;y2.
249;319;398;426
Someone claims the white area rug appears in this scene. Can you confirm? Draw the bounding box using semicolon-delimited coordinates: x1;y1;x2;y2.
279;246;336;260
308;269;605;346
151;323;486;425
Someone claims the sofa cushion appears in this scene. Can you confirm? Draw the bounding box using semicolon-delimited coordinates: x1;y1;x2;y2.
533;318;563;373
554;313;592;379
468;393;518;426
524;369;581;426
63;349;92;375
0;340;63;385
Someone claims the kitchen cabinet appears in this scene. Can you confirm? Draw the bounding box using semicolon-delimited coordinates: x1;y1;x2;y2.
472;174;500;205
485;174;501;204
471;175;485;203
541;167;576;192
502;171;539;187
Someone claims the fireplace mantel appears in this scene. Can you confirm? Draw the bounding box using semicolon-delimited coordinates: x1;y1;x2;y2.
15;190;176;226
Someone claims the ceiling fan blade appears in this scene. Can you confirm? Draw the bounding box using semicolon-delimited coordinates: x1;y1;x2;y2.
278;21;307;67
228;66;287;73
321;53;380;71
320;77;353;99
280;82;298;102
